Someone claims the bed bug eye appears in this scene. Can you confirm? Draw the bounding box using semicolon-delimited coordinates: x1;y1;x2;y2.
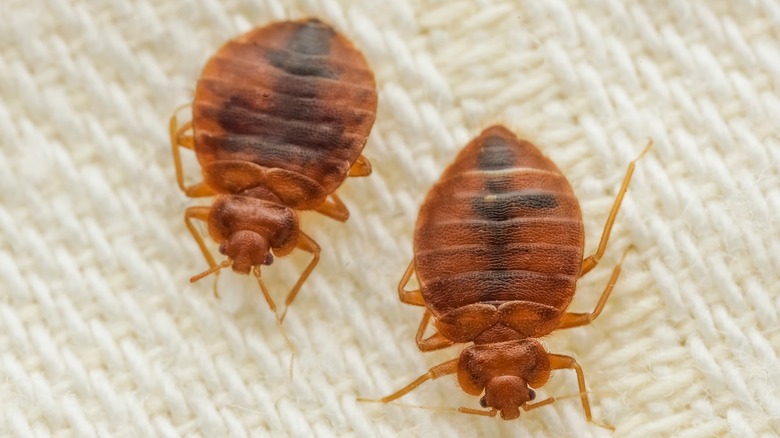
263;253;274;265
479;396;488;408
528;389;536;401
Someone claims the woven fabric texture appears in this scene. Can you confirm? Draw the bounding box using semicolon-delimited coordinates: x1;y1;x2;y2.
2;0;779;436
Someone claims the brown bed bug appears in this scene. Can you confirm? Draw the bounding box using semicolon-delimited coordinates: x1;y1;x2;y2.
169;18;377;322
360;126;651;424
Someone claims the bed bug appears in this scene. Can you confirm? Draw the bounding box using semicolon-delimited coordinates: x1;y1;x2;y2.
360;126;651;423
169;18;377;322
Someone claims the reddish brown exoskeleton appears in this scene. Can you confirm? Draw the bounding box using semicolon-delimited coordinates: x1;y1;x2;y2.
361;126;651;425
170;18;377;323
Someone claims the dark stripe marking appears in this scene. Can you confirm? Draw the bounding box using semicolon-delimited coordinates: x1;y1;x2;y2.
476;135;516;171
201;133;337;163
414;242;581;257
265;23;338;78
471;191;559;221
209;97;356;151
426;269;577;289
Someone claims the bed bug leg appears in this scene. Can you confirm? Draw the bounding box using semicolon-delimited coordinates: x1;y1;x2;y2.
169;108;192;191
170;107;216;198
279;232;321;321
175;120;194;148
184;207;217;269
314;193;350;222
548;354;590;420
548;354;614;430
184;206;225;297
348;154;372;177
458;407;499;417
556;247;631;330
357;359;458;404
253;267;296;377
579;139;653;277
415;311;454;351
398;260;426;306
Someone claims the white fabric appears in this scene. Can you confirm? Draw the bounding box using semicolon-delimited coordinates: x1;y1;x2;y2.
2;0;779;436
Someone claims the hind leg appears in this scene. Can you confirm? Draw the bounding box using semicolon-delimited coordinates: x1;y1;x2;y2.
579;140;652;277
556;248;629;330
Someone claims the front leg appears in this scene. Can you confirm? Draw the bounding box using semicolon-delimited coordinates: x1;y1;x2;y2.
184;206;217;271
279;232;321;321
547;353;612;429
184;206;226;298
357;359;458;404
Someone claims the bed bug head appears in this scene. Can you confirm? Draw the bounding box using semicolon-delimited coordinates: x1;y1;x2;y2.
189;195;300;283
189;230;275;283
457;340;551;420
189;228;280;284
214;195;299;269
479;376;536;420
218;230;274;274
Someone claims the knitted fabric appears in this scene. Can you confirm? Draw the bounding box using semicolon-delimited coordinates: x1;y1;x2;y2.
1;0;778;436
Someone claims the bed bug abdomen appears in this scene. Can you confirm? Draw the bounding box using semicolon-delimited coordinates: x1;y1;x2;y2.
192;18;378;209
414;126;585;316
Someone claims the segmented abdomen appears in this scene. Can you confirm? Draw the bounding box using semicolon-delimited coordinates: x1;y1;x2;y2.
192;19;377;198
414;126;584;316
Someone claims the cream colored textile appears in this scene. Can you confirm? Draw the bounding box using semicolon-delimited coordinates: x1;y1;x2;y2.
1;0;778;436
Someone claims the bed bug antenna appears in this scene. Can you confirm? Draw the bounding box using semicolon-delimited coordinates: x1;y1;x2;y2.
359;395;557;419
458;407;499;417
358;398;495;417
190;259;232;283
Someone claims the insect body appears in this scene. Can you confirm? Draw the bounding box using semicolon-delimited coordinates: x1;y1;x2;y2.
365;126;651;423
170;18;377;320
